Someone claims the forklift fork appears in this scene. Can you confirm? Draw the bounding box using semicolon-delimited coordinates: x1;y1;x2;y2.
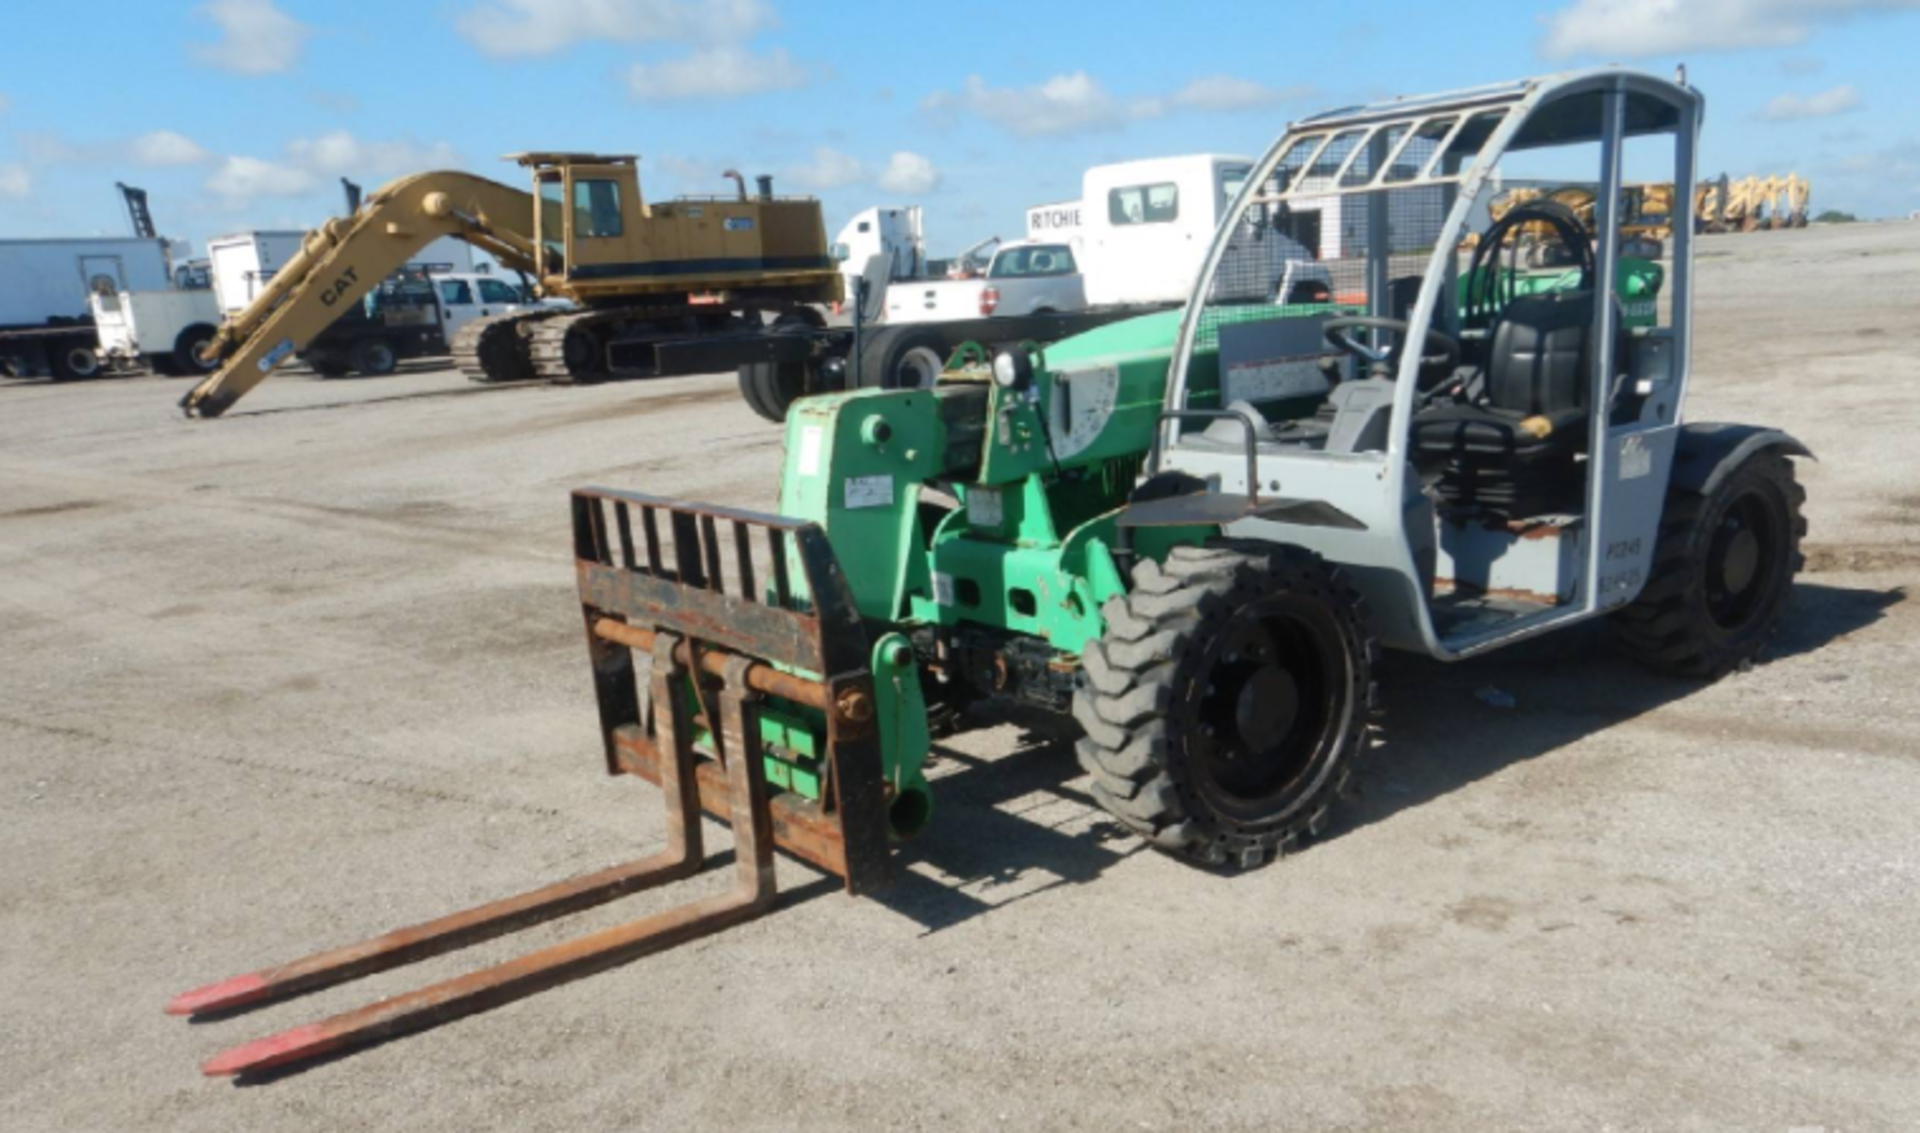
168;489;889;1077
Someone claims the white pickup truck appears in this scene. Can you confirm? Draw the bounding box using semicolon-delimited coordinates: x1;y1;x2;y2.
883;239;1085;325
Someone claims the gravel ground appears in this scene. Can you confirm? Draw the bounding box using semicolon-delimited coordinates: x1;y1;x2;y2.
2;222;1917;1130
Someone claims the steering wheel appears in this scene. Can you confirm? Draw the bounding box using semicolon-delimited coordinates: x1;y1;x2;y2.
1322;316;1460;378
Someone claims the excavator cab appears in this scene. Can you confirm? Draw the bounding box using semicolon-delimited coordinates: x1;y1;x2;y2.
519;153;643;285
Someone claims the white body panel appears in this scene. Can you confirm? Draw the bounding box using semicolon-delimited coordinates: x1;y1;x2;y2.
883;239;1084;325
0;238;172;326
90;288;220;362
1079;154;1259;307
208;231;305;316
834;206;926;299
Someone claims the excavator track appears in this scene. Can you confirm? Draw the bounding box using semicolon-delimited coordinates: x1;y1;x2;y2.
526;305;744;384
451;309;563;384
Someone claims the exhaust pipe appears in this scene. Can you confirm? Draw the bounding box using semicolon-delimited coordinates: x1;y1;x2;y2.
721;170;747;201
756;174;774;200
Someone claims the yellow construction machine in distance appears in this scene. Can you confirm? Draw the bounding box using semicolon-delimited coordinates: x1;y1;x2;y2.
180;154;840;418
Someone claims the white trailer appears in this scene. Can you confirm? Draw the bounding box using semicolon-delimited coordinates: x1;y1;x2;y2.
209;230;475;316
0;237;173;379
1078;154;1270;307
90;287;222;375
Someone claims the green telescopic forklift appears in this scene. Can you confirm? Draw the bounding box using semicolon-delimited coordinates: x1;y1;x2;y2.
172;69;1809;1077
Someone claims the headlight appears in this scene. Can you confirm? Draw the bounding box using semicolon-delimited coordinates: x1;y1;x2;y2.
992;348;1031;390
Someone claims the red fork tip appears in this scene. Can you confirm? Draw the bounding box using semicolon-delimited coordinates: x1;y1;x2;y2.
167;972;270;1017
201;1023;335;1078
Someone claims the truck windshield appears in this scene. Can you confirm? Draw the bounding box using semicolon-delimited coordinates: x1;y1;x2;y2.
989;245;1076;278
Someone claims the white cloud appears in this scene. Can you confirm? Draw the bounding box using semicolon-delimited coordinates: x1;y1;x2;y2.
1542;0;1920;58
207;156;315;200
876;152;940;195
193;0;311;75
1164;75;1314;113
130;130;212;167
285;130;461;178
787;147;867;191
455;0;775;57
926;71;1304;137
0;163;28;200
205;131;461;205
1759;84;1861;120
626;45;807;101
1762;84;1865;121
924;72;1126;138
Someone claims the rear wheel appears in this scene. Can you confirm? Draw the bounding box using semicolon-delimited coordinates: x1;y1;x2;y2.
858;327;949;390
1612;451;1805;677
172;324;218;376
351;337;398;376
1073;544;1375;868
48;340;101;382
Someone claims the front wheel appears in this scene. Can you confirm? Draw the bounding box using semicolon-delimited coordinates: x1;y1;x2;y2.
1073;544;1375;868
1611;451;1805;677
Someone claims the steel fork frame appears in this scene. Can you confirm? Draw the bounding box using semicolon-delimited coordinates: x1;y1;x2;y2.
169;633;777;1078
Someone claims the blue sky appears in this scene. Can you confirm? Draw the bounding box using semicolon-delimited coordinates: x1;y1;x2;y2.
1;0;1916;256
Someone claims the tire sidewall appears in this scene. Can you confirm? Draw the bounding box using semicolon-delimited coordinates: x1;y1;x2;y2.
353;338;398;376
1683;458;1797;659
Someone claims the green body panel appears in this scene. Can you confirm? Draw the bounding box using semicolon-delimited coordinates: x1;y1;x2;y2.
871;632;932;837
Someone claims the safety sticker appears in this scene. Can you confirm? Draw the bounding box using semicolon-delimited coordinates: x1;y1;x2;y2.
258;338;296;372
968;487;1003;526
797;426;824;475
932;571;955;607
1618;434;1652;480
845;475;894;509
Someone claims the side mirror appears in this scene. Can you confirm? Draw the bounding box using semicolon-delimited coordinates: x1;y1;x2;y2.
831;242;851;264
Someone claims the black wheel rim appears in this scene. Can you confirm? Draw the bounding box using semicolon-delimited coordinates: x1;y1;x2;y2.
366;343;395;371
1706;489;1778;630
1184;599;1347;822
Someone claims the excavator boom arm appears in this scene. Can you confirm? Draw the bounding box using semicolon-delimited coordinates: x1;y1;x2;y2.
181;171;542;418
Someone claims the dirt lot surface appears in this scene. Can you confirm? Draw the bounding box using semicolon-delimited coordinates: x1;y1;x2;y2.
4;222;1918;1130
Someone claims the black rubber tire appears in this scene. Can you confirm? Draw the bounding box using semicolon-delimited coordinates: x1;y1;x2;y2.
1611;450;1805;678
171;324;219;375
772;306;827;331
857;326;949;390
48;339;102;382
351;338;399;376
1072;544;1375;868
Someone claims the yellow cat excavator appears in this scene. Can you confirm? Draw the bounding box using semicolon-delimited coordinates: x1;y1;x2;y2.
180;155;840;418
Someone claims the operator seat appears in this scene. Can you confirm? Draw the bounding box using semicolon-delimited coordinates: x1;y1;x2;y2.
1413;290;1603;519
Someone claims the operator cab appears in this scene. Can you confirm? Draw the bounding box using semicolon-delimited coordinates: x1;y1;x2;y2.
1146;71;1698;659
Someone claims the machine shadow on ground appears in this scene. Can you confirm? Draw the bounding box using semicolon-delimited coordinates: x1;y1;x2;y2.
871;582;1901;935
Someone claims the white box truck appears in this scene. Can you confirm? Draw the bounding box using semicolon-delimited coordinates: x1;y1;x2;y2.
0;237;173;379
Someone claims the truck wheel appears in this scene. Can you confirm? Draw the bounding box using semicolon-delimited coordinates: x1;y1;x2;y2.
172;325;218;376
738;360;807;422
1072;544;1375;868
859;327;949;390
49;341;102;382
351;338;398;376
1611;451;1805;677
